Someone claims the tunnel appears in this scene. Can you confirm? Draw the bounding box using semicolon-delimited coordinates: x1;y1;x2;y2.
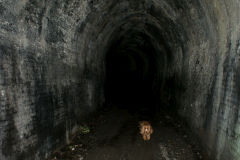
105;30;161;111
104;26;179;118
0;0;240;160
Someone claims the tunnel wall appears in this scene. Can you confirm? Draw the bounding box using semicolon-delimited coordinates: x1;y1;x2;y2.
176;1;240;160
0;0;240;160
0;0;104;159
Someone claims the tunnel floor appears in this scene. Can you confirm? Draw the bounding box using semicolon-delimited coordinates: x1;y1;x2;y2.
49;103;208;160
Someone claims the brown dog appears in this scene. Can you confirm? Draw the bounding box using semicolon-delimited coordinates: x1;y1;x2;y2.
139;121;153;141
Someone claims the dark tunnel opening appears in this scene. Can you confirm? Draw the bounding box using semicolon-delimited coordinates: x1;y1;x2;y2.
104;29;180;118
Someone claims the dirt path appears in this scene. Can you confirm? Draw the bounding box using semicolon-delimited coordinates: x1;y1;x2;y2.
49;105;208;160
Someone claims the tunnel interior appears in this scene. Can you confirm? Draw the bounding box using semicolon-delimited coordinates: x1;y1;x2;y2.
0;0;240;159
105;31;157;107
104;26;181;117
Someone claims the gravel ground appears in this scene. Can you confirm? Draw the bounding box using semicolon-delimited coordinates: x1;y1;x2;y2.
49;104;209;160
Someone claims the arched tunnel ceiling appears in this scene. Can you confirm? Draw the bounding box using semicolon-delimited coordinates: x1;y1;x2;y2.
0;0;240;160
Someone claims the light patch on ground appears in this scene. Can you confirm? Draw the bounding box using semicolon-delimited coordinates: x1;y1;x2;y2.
158;144;170;160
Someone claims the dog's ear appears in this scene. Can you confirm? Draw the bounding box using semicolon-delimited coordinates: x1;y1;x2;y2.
150;128;153;134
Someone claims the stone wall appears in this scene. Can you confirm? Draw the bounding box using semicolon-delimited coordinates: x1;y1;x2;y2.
0;1;104;159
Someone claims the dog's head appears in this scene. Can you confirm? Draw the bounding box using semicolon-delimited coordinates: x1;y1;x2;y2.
139;121;153;135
